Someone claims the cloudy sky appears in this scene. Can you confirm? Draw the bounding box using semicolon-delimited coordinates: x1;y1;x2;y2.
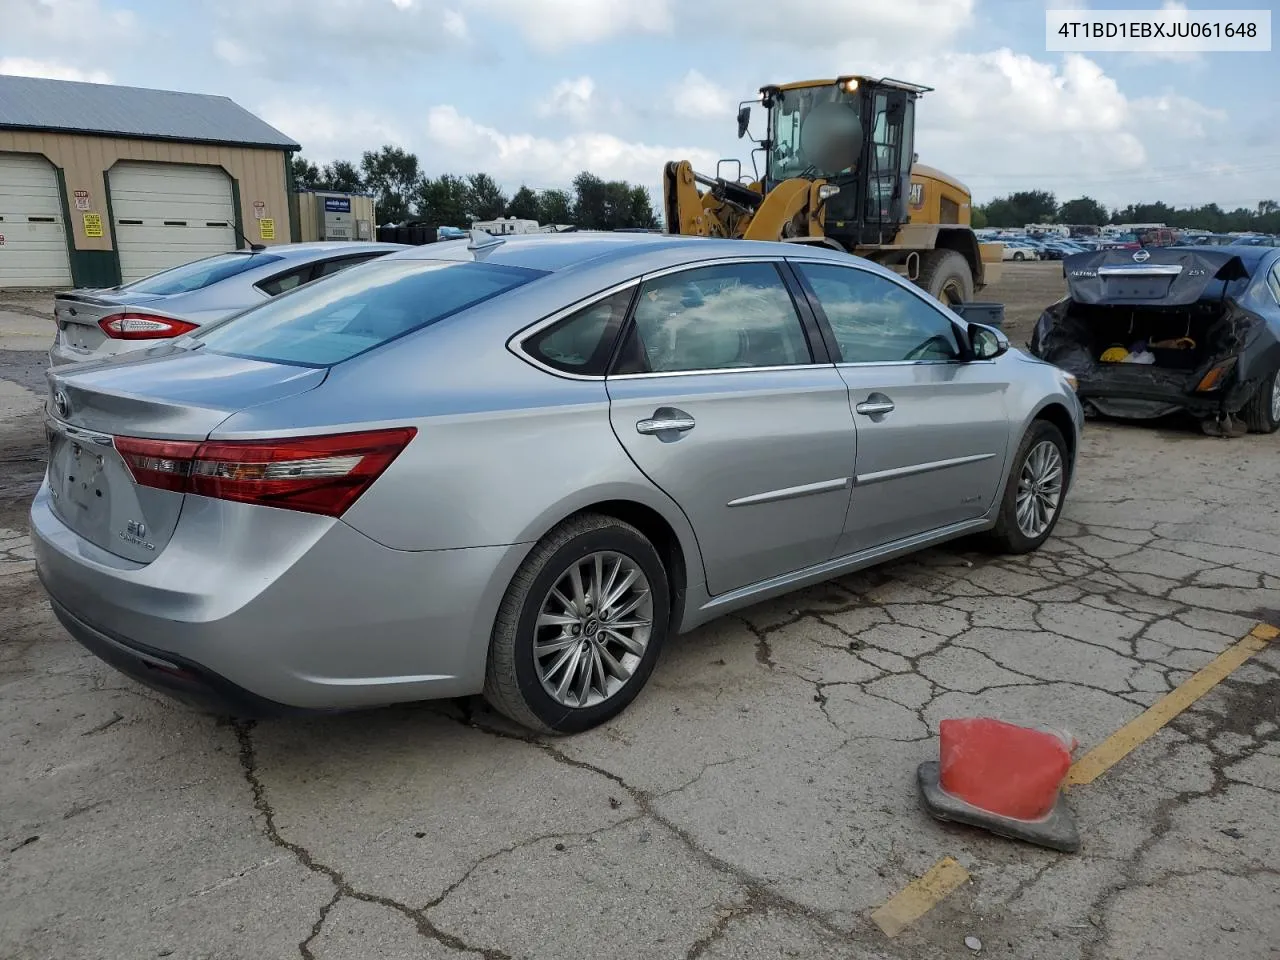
2;0;1277;210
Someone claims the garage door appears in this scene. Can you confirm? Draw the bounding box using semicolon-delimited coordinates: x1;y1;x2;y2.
108;162;237;283
0;153;73;288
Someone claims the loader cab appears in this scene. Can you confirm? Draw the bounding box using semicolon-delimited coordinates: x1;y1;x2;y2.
757;77;927;247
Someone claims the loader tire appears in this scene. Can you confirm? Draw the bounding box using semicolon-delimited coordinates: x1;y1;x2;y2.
918;250;974;307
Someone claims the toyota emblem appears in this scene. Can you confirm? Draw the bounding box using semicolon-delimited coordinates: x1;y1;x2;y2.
1132;249;1151;263
53;390;70;419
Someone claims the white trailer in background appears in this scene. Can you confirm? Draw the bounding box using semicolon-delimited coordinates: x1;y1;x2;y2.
471;217;541;235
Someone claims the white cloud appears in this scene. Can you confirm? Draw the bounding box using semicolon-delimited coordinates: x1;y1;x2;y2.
811;48;1237;207
256;100;408;165
671;70;731;120
718;0;974;52
213;38;255;67
423;104;720;191
443;8;468;39
537;77;596;123
0;57;112;84
468;0;673;50
2;0;138;44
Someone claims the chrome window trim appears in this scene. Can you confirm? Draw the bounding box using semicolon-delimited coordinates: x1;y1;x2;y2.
607;363;834;382
832;358;991;370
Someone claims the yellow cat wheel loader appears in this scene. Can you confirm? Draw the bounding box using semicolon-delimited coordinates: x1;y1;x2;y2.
662;76;1003;306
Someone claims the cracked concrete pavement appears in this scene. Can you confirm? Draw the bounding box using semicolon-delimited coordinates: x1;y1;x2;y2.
2;295;1278;960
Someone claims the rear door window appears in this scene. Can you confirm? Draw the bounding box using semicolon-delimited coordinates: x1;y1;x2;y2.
197;259;545;366
612;262;813;374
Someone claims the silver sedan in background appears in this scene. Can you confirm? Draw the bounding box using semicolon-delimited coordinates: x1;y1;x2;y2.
49;241;407;366
31;233;1083;734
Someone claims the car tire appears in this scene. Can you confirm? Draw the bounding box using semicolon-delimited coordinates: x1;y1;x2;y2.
987;420;1070;554
918;249;974;306
483;513;670;735
1241;367;1280;434
1012;251;1025;261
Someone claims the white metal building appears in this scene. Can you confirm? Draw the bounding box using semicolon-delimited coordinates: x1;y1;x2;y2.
0;74;300;289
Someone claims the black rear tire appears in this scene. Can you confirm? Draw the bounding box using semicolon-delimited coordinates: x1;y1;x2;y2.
987;420;1070;554
483;513;670;735
918;249;974;306
1241;368;1280;434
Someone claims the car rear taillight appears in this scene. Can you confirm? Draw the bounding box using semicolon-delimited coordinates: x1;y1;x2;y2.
115;428;417;516
99;313;199;339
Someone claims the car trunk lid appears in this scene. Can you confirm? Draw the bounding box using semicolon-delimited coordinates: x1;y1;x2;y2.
53;290;173;354
44;351;327;563
1063;248;1249;306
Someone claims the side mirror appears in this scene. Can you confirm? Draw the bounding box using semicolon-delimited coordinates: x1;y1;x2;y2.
968;323;1009;360
737;105;752;139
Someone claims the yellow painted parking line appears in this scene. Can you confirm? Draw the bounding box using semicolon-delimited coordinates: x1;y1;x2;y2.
1065;622;1277;787
869;622;1276;938
871;856;971;938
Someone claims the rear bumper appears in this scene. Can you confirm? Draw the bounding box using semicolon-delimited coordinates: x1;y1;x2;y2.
45;595;311;717
1076;370;1254;420
31;483;531;711
49;337;139;367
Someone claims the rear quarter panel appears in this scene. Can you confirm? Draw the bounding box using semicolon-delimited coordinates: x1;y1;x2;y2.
208;278;708;585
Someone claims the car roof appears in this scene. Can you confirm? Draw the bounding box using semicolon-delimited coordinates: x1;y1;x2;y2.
382;231;862;274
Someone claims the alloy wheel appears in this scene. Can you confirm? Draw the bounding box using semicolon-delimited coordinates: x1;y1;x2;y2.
533;551;653;709
1271;375;1280;423
1015;440;1064;539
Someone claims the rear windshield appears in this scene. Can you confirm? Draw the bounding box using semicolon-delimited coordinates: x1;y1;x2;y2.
123;252;283;295
194;258;545;366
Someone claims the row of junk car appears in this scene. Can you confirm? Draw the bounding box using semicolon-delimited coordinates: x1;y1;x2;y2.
980;227;1280;261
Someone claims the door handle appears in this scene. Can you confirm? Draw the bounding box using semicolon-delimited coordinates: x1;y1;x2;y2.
636;410;696;435
855;399;895;416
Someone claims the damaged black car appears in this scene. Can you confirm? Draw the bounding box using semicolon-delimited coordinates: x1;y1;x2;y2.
1029;246;1280;436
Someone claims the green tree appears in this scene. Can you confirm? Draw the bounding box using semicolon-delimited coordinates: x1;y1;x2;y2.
414;174;470;226
1057;196;1108;226
627;185;659;229
978;190;1057;228
572;171;610;229
466;173;508;222
970;206;988;229
506;185;541;221
291;155;321;190
320;160;364;194
538;189;574;226
360;145;420;224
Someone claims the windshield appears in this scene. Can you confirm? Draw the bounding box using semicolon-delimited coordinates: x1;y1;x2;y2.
122;252;282;295
768;85;862;181
195;258;545;366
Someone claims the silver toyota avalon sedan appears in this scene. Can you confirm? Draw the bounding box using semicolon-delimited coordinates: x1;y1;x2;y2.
31;232;1083;734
